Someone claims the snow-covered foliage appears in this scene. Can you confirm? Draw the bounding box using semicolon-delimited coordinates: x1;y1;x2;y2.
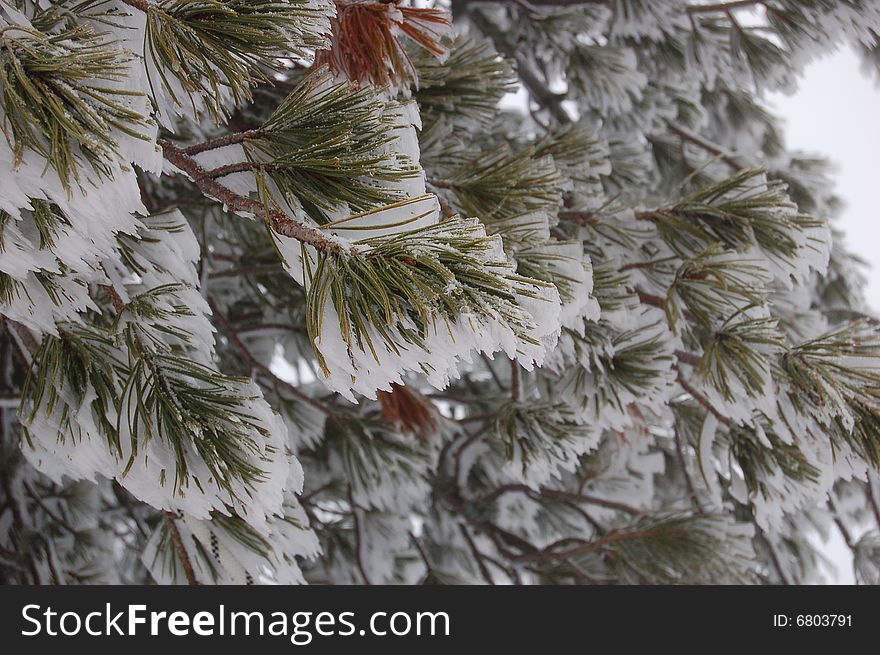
2;0;880;585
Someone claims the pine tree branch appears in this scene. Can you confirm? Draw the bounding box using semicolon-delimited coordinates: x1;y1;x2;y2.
466;9;572;124
159;139;351;256
755;529;791;585
121;0;150;11
94;277;276;506
347;486;372;585
4;319;39;358
674;430;706;514
207;296;332;415
183;130;263;156
511;527;657;562
676;371;733;427
673;359;813;585
205;162;268;178
458;523;496;584
687;0;767;15
510;360;521;402
163;511;200;585
442;464;601;584
675;350;704;368
408;532;435;580
826;497;855;552
481;484;643;515
558;209;599;227
664;120;745;170
0;454;44;584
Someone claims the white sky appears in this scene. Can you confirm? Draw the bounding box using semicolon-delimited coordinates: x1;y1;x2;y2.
770;48;880;311
769;47;880;584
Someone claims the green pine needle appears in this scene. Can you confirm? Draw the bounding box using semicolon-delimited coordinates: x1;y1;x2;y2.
143;0;331;120
304;214;547;376
0;23;150;187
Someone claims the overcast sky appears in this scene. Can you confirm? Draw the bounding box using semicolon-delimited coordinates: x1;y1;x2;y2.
770;47;880;584
770;48;880;311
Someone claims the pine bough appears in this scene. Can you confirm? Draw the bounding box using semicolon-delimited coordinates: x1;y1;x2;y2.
0;0;879;585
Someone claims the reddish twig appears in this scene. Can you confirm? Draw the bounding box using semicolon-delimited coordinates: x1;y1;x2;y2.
163;512;200;585
159;139;350;256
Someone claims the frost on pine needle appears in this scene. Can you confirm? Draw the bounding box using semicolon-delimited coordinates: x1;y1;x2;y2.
18;311;293;531
516;239;600;330
273;196;563;400
607;0;689;42
432;144;567;224
4;0;880;585
556;308;677;433
567;45;648;116
641;169;831;288
139;0;335;123
412;35;517;132
143;464;320;585
251;69;423;219
491;402;600;489
0;13;153;188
